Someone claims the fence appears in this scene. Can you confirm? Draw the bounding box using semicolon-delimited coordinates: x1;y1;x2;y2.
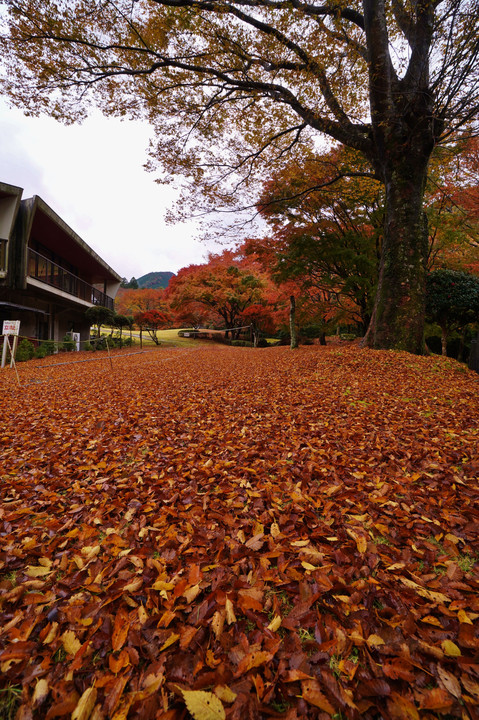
0;332;159;387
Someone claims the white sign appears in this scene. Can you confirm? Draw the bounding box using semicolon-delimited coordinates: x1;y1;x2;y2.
2;320;20;336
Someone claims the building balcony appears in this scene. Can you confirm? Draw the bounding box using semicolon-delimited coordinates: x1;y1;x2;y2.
27;248;114;311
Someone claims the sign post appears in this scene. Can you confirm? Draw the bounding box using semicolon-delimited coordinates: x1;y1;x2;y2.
2;320;21;369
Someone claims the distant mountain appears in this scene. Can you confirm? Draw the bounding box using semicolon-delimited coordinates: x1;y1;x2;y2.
137;271;175;289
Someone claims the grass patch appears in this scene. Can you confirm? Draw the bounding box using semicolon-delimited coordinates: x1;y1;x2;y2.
0;686;22;720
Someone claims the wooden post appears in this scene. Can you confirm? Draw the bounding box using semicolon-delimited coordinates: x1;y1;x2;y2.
105;337;114;370
1;335;8;369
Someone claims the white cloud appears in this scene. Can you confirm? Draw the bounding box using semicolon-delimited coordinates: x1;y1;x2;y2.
0;99;216;277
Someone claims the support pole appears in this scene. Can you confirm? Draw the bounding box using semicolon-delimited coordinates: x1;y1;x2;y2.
10;335;19;368
1;335;8;369
105;337;114;370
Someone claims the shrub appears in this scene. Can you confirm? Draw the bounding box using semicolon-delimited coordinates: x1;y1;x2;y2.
61;334;75;352
35;340;56;358
15;339;35;362
256;338;268;348
426;333;472;362
275;330;291;346
300;323;324;338
231;340;253;347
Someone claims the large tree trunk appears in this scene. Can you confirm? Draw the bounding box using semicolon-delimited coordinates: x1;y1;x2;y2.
289;296;298;349
440;326;448;356
366;157;429;353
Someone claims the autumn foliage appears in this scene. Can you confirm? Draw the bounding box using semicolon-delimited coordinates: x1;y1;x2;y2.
1;345;479;719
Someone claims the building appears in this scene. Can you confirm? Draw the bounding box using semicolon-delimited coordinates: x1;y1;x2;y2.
0;181;121;345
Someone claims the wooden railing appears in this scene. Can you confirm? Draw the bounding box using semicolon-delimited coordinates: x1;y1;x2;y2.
27;248;114;310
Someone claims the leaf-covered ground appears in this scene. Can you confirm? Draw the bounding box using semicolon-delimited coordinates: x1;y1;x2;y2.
1;344;479;720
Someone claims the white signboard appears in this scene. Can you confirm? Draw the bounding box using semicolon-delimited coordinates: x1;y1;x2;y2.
2;320;20;336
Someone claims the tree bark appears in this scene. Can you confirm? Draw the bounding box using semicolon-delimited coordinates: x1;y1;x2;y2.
440;326;448;356
366;155;429;354
289;296;298;349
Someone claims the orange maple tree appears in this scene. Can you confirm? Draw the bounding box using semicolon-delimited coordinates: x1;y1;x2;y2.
1;344;478;719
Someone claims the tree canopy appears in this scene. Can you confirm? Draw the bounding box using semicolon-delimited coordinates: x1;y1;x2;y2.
2;0;479;352
167;251;268;330
426;268;479;354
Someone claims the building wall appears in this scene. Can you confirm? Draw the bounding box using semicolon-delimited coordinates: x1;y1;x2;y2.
1;182;121;348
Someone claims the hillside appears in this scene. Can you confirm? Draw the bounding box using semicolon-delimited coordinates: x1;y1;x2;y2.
137;271;175;289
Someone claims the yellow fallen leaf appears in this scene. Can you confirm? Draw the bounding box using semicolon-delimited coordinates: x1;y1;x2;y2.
441;640;461;657
81;545;101;559
399;577;449;604
159;633;179;651
333;595;350;603
267;615;282;632
386;562;406;571
123;577;142;593
43;621;58;644
356;535;368;554
72;686;97;720
237;530;246;544
211;609;225;639
38;557;53;568
444;533;461;545
25;565;52;578
301;561;318;571
270;522;280;538
151;580;174;591
138;605;148;625
111;698;133;720
183;583;201;603
291;540;310;547
225;598;236;624
458;609;473;625
366;634;385;647
61;629;82;656
32;678;49;708
133;672;164;701
420;615;443;627
214;685;237;704
182;689;226;720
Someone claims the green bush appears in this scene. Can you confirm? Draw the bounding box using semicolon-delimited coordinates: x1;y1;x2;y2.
426;333;472;362
256;338;268;348
35;340;56;358
61;334;75;352
231;340;253;347
300;323;324;338
15;339;35;362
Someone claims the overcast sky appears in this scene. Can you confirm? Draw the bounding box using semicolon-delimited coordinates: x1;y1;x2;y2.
0;98;222;279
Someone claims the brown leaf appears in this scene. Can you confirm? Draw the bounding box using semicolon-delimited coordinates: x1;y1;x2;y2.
437;665;461;699
419;687;454;711
301;679;335;714
112;608;130;652
235;650;275;677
